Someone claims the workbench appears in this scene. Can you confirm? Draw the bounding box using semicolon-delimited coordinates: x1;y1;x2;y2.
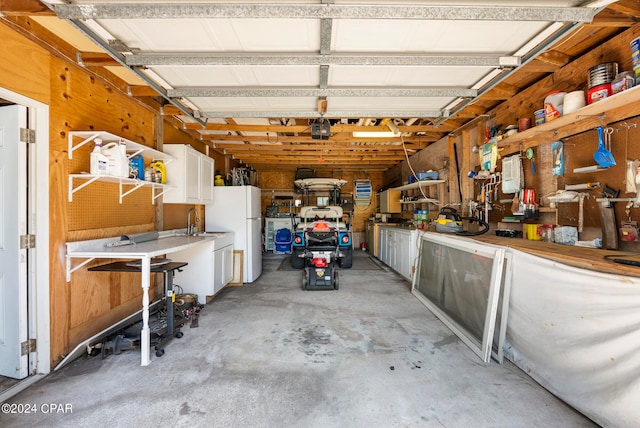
66;231;225;366
472;233;640;278
88;260;188;357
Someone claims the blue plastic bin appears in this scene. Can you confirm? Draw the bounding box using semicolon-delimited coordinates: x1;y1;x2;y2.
274;228;292;254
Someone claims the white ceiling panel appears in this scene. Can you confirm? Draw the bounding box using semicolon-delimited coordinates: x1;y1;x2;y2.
329;65;490;87
100;18;320;52
188;96;319;111
332;19;550;53
150;65;319;87
327;96;454;112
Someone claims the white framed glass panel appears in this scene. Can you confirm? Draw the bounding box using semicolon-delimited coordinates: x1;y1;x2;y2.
411;233;505;363
492;252;513;364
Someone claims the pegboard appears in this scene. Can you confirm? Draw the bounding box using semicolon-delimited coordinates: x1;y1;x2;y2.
67;181;155;230
558;117;640;230
67;141;155;231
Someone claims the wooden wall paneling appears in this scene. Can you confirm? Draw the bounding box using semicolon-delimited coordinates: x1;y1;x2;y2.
0;22;50;103
492;24;640;132
48;53;159;363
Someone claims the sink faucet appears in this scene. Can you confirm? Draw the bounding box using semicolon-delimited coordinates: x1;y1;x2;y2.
187;207;200;235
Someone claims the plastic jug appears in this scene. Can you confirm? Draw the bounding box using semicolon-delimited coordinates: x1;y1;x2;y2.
90;138;109;175
102;142;129;178
150;161;166;184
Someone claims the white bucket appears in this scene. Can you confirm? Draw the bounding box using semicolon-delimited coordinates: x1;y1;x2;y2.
563;90;586;114
102;142;129;177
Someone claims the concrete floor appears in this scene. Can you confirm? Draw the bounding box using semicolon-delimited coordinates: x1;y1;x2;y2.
1;252;595;428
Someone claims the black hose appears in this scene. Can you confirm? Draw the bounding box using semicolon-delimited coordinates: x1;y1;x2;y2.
452;142;463;206
455;216;490;236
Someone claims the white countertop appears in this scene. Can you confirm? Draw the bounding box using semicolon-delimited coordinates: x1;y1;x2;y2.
66;230;233;259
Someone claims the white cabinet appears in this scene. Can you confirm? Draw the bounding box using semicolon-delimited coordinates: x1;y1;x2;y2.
163;144;214;204
379;226;418;282
200;155;214;202
172;234;234;299
214;245;234;291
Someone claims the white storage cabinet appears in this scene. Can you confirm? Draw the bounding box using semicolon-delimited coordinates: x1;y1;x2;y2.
378;226;418;282
172;237;234;299
163;144;214;204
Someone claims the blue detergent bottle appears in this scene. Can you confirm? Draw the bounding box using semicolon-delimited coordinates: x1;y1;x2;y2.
129;154;145;179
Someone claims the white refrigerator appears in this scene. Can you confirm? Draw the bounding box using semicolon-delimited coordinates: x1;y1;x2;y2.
205;185;262;283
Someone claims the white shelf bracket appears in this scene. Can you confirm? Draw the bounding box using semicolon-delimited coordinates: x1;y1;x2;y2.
68;132;100;160
66;255;95;282
68;174;102;202
119;180;147;204
152;184;173;203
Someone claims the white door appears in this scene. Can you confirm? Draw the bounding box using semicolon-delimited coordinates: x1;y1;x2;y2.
0;105;29;379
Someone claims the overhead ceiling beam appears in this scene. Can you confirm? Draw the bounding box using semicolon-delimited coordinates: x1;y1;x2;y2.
196;110;446;119
53;4;596;22
77;52;119;67
185;122;454;132
125;53;520;67
0;0;55;16
203;134;437;144
589;9;639;27
217;144;416;152
185;122;452;133
169;87;477;98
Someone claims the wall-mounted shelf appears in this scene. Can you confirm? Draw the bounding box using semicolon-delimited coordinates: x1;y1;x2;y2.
399;198;439;204
68;131;174;163
67;131;176;204
498;85;640;154
69;174;175;204
391;180;445;212
392;179;445;191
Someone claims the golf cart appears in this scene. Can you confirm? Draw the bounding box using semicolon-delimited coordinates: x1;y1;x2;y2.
291;205;353;290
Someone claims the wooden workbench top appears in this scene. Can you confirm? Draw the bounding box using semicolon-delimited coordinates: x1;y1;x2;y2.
472;234;640;279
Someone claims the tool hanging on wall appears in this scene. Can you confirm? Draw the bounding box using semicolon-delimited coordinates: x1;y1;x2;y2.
594;126;616;168
599;185;620;250
525;148;536;174
552;141;564;176
620;201;639;242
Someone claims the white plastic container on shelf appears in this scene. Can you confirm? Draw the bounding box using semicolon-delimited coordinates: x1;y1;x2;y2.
563;91;586;114
102;141;129;177
89;138;108;175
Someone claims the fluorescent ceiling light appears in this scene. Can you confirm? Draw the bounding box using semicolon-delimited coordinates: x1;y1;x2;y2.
472;69;504;90
514;22;564;57
82;19;116;43
586;0;617;8
353;121;400;138
139;68;174;91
